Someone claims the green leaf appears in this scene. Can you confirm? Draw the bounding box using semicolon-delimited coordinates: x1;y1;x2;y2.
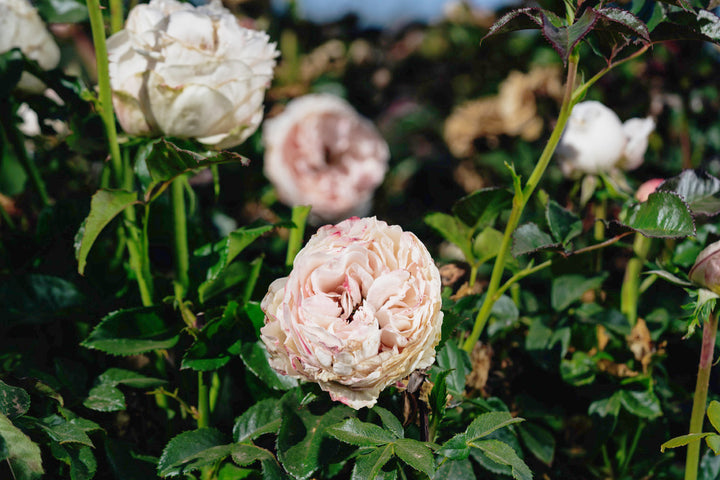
96;368;167;389
142;139;249;200
541;9;598;64
233;399;282;443
351;444;394;480
425;213;473;260
82;307;180;356
277;393;352;480
700;448;720;479
437;434;471;461
551;274;607;311
230;443;274;466
560;351;596;386
371;406;404;439
708;400;720;433
546;200;582;245
36;415;102;447
157;428;230;477
326;418;397;447
198;260;251;304
36;0;88;22
83;384;125;412
433;458;474;479
659;169;720;217
394;438;435;477
483;8;545;41
434;340;471;397
50;443;97;480
589;393;622;419
619;191;695;238
619;390;662;419
182;302;242;371
199;224;274;283
660;433;712;452
452;188;512;230
472;227;505;264
519;423;555;466
75;189;138;275
240;341;298;391
512;223;558;257
595;7;650;42
428;370;450;431
706;434;720;455
466;412;524;442
0;380;30;419
471;439;532;480
486;294;520;337
652;9;720;44
0;413;43;479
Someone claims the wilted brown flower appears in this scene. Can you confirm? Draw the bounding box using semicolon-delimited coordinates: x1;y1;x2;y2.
444;66;563;158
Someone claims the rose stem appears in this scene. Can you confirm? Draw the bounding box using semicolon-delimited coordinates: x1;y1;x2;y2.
85;0;154;306
620;234;651;326
0;108;50;207
286;205;311;268
461;51;579;353
685;311;718;480
171;177;189;298
197;372;210;428
109;0;124;34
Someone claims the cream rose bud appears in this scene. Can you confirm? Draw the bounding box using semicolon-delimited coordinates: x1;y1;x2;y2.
260;217;443;409
0;0;61;93
556;101;654;178
107;0;278;149
262;94;390;224
690;240;720;295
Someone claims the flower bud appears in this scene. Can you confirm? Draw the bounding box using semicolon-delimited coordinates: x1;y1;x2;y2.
556;101;654;178
635;178;664;203
0;0;61;93
690;240;720;294
107;0;278;149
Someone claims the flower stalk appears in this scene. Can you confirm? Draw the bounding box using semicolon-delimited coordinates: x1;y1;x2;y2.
685;311;718;480
462;51;579;353
620;234;652;326
171;177;189;298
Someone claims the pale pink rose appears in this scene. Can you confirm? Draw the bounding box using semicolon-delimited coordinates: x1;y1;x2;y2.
260;217;443;409
263;94;390;224
107;0;278;149
635;178;664;202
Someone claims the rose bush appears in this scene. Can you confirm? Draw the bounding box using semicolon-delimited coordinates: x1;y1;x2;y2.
556;100;655;178
106;0;278;149
260;216;443;409
262;93;390;224
0;0;60;93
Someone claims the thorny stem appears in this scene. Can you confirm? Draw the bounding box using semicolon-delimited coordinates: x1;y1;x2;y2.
286;205;311;268
461;52;579;353
685;312;718;480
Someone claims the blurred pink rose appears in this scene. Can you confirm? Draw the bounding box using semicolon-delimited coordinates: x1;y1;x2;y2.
263;94;390;224
260;217;443;409
635;178;664;202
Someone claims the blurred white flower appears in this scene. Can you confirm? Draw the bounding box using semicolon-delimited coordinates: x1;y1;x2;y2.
260;217;443;409
556;101;654;178
107;0;278;149
0;0;60;93
263;94;390;224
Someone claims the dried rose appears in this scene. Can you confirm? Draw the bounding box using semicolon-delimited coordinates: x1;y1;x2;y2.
260;217;443;409
107;0;278;149
556;101;654;178
690;240;720;295
0;0;60;93
262;94;390;224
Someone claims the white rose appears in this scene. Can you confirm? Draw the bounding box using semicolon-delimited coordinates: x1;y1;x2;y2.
107;0;278;149
262;94;390;224
260;217;443;409
0;0;60;93
556;101;654;178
